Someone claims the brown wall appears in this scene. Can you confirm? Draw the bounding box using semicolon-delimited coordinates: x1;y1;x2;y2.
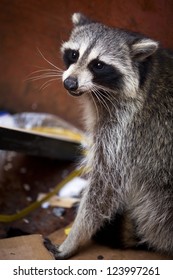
0;0;173;127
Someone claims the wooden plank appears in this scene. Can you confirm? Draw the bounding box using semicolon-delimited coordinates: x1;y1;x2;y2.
0;126;80;160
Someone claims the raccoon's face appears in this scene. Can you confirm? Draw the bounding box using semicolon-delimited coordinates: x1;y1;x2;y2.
61;13;158;99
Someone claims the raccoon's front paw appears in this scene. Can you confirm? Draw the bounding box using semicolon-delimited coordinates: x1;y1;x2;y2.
44;238;74;260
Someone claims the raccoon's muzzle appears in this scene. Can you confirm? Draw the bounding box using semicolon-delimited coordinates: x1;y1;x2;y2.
64;77;78;91
64;77;84;96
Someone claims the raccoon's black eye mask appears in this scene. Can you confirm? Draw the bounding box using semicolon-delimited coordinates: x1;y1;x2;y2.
63;49;79;68
88;59;123;90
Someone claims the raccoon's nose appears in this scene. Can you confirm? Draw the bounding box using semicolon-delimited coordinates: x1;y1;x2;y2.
64;77;78;91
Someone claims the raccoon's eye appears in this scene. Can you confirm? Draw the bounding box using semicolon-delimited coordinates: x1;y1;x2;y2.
94;61;105;70
71;50;79;61
90;60;105;72
63;49;79;68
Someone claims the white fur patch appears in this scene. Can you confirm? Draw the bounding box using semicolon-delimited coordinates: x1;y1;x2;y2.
61;41;79;53
78;69;93;90
132;39;158;52
72;13;81;25
79;42;88;58
87;48;100;62
62;64;76;81
61;39;90;59
132;39;158;60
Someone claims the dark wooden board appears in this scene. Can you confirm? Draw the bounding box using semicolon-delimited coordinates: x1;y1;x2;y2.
0;126;81;160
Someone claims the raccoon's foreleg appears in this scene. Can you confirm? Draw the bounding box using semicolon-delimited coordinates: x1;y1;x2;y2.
53;173;121;259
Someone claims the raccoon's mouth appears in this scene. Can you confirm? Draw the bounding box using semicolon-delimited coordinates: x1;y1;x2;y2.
68;90;85;97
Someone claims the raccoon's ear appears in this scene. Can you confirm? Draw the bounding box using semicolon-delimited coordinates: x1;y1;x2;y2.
131;38;158;61
72;13;93;26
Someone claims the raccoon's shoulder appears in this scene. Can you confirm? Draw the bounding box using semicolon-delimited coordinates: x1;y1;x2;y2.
138;46;173;92
156;47;173;70
153;47;173;87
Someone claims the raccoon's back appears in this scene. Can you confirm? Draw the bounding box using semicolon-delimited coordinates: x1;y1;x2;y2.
153;48;173;96
143;47;173;119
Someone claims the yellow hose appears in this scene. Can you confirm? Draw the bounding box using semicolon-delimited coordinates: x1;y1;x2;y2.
0;168;84;223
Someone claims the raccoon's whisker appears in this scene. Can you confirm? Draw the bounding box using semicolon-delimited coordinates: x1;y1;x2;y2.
27;71;63;79
98;90;117;110
92;88;111;117
39;78;58;91
92;85;113;117
93;84;117;109
25;67;63;83
89;90;99;121
37;48;62;71
31;74;61;81
93;83;115;95
28;68;63;75
26;73;62;82
94;89;113;118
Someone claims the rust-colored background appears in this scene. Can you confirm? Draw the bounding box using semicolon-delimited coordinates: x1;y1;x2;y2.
0;0;173;127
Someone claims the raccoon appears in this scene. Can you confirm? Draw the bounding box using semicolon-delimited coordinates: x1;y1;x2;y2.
54;13;173;259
